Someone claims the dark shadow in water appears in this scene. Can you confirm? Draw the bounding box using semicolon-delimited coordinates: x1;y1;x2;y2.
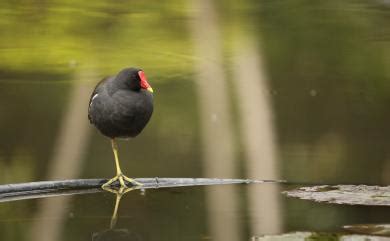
92;229;142;241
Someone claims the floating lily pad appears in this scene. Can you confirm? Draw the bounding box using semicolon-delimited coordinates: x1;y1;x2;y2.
251;232;389;241
343;224;390;237
283;185;390;206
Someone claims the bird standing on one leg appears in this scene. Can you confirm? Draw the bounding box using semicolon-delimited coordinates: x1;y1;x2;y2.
88;67;154;189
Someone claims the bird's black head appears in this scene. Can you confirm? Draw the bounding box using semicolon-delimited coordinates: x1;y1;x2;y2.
115;67;153;93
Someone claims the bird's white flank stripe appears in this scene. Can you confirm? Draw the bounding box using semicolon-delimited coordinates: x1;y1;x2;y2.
90;93;98;107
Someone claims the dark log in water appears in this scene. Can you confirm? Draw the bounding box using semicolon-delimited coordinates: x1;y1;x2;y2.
0;178;285;203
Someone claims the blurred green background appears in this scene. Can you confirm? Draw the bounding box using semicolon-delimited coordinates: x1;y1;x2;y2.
0;0;389;240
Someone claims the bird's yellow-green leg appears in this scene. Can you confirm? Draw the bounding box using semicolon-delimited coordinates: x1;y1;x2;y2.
101;139;143;189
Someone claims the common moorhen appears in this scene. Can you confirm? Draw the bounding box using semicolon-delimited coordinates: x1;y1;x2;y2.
88;67;154;189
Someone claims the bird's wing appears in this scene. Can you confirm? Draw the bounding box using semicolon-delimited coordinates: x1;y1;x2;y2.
88;76;112;123
110;91;137;129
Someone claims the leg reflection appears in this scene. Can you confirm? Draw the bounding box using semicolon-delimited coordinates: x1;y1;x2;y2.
92;187;143;241
109;187;134;229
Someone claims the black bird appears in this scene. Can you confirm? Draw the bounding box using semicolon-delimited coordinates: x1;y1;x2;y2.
88;67;153;189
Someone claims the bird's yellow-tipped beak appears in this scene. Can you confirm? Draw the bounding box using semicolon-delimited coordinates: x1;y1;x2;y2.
147;87;154;93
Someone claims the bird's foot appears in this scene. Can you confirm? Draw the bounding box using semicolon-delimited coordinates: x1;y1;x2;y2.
102;173;143;190
102;185;135;195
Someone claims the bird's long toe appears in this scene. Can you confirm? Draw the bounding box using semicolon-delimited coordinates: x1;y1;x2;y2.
122;175;143;186
101;174;143;190
102;185;135;195
102;176;119;188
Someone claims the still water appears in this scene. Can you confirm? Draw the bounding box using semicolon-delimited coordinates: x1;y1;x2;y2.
0;0;389;240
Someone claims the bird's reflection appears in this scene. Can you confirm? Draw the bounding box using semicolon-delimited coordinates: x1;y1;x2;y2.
92;229;141;241
92;186;143;241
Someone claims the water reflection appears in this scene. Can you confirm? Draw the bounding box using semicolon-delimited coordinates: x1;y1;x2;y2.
0;180;388;240
191;0;241;240
92;190;141;241
29;72;93;241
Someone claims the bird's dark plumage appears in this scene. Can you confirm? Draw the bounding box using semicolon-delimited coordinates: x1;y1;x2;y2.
88;67;154;138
